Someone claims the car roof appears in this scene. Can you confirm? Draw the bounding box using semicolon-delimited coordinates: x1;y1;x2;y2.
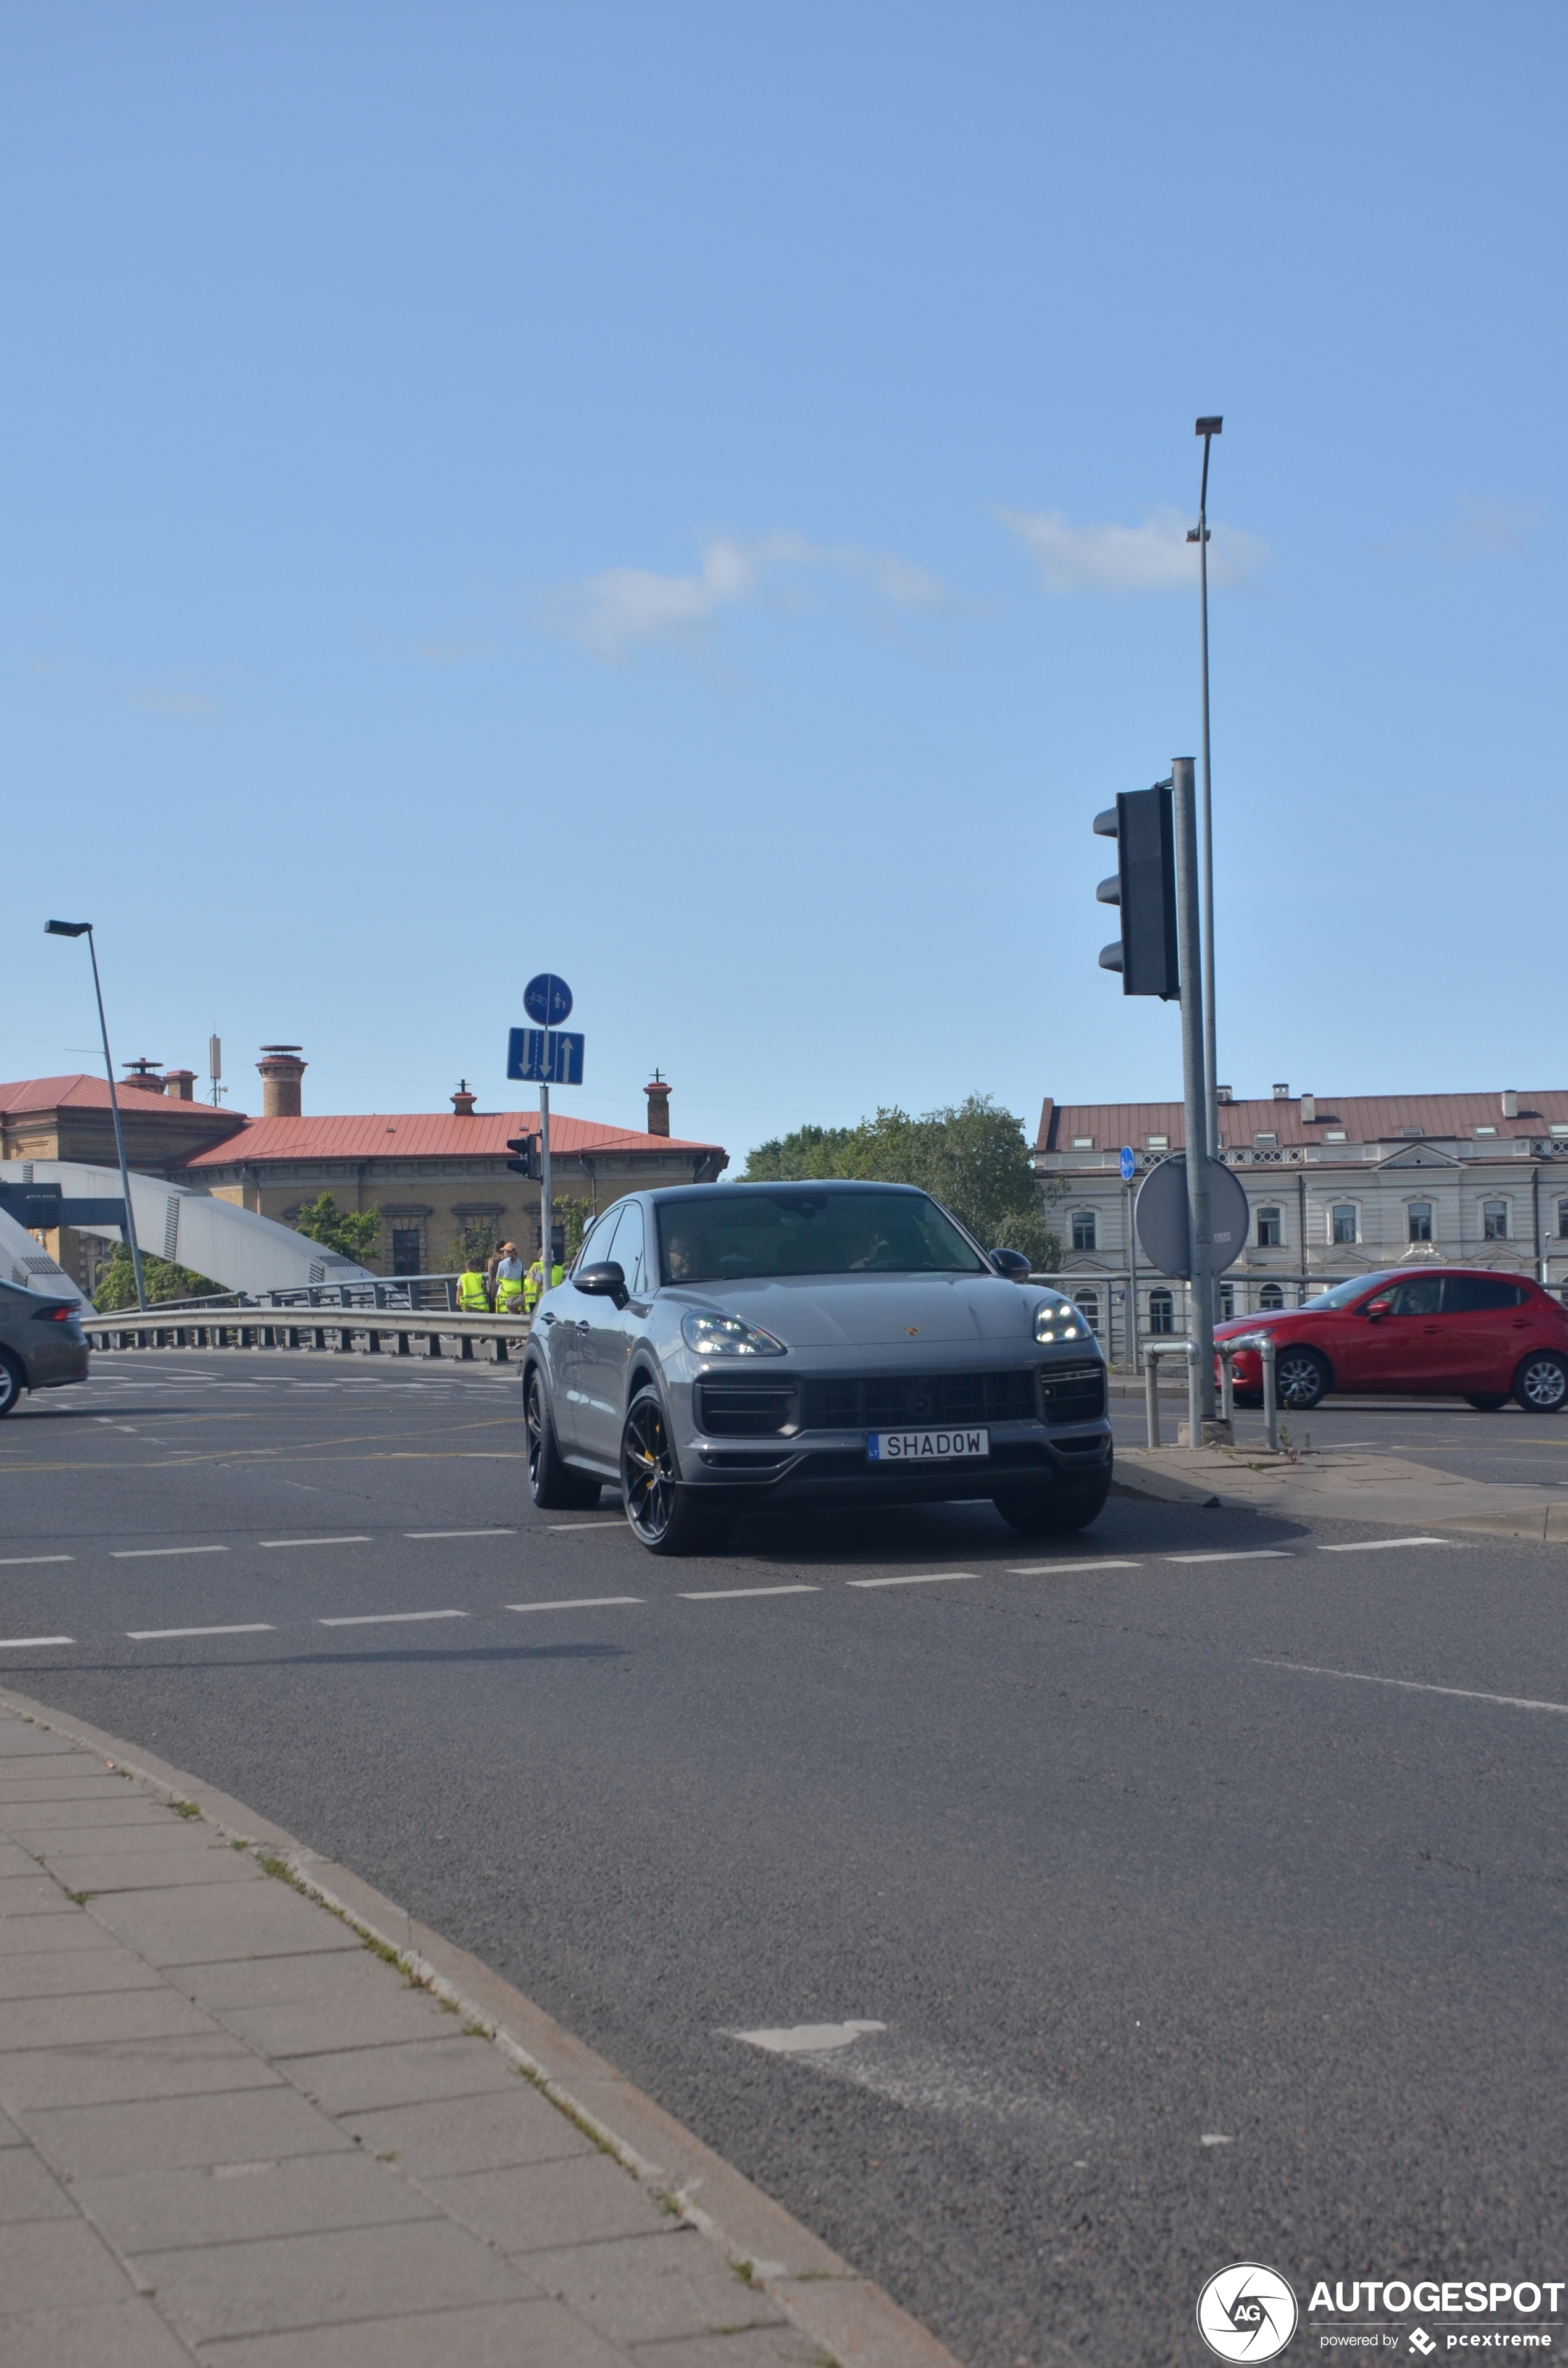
646;1178;929;1207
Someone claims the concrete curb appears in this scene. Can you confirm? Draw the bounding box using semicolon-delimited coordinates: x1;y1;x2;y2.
0;1680;962;2368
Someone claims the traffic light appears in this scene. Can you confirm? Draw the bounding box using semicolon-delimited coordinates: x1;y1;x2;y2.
1095;781;1180;1000
505;1133;541;1179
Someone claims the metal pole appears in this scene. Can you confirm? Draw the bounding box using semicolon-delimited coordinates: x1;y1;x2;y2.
539;1080;552;1295
1127;1179;1140;1374
87;929;147;1311
1195;424;1220;1166
1144;1350;1160;1449
1171;756;1216;1437
1261;1333;1279;1454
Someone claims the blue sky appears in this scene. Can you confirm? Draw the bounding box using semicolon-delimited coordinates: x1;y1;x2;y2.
5;4;1563;1165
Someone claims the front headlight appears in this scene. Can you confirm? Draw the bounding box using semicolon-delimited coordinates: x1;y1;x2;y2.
681;1310;788;1358
1034;1299;1090;1346
1222;1331;1272;1352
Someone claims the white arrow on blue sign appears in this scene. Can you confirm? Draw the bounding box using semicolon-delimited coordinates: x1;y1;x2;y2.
507;1028;585;1086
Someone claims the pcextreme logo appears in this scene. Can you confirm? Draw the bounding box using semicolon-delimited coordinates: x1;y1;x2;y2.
1198;2264;1300;2361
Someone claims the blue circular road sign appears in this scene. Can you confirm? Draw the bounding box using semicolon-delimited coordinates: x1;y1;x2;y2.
1119;1145;1136;1182
523;973;573;1027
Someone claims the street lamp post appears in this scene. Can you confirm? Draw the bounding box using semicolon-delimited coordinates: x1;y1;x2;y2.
44;921;147;1310
1188;415;1222;1166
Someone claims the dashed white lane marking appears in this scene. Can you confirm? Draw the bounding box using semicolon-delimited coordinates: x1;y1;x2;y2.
111;1544;230;1560
1256;1656;1568;1717
678;1584;821;1601
548;1521;625;1533
1164;1549;1293;1565
846;1571;975;1590
733;2020;886;2054
1316;1536;1453;1552
1007;1559;1142;1576
0;1555;73;1568
259;1536;373;1550
462;1453;523;1460
505;1596;644;1613
127;1623;276;1640
0;1637;74;1649
404;1529;517;1540
318;1609;469;1627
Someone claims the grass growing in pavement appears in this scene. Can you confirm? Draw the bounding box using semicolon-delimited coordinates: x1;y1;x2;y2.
170;1800;202;1818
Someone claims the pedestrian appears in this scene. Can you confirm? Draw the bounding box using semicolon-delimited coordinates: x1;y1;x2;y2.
493;1240;525;1316
457;1249;491;1312
523;1245;565;1312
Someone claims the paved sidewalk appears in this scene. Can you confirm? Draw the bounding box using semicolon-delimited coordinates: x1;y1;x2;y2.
1115;1442;1568;1541
0;1697;959;2368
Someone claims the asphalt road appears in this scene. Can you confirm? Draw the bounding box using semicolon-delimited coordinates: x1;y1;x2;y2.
1114;1384;1568;1485
2;1347;1566;2366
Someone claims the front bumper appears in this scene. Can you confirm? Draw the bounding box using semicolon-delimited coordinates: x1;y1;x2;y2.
680;1421;1113;1506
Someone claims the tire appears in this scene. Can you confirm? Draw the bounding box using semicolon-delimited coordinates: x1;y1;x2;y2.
523;1364;601;1509
0;1350;23;1419
993;1470;1112;1537
1512;1350;1568;1415
1274;1345;1329;1412
1465;1394;1508;1413
620;1386;732;1555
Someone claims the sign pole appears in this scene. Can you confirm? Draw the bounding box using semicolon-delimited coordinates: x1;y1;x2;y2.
1171;758;1216;1439
539;1079;551;1288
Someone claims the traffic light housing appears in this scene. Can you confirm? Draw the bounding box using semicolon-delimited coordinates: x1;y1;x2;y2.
1095;782;1180;999
505;1133;541;1179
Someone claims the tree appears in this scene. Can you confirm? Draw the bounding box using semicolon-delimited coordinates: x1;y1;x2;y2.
743;1094;1063;1270
554;1197;593;1264
93;1247;223;1312
444;1220;496;1273
293;1193;383;1267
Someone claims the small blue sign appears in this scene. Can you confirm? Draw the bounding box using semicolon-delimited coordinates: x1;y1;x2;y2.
1119;1145;1136;1182
523;973;573;1028
506;1028;585;1086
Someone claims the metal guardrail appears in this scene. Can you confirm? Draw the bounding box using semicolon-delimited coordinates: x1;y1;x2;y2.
83;1305;533;1364
1141;1336;1279;1454
91;1274;475;1318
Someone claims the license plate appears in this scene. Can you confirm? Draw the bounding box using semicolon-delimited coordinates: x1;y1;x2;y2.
867;1427;990;1463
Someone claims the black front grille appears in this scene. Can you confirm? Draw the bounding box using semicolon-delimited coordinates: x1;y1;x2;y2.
799;1370;1038;1429
696;1381;798;1437
1038;1362;1107;1423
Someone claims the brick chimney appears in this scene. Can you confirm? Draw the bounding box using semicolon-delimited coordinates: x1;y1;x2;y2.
122;1058;165;1094
644;1073;670;1137
257;1045;306;1118
162;1069;197;1102
450;1080;477;1117
1502;1089;1519;1119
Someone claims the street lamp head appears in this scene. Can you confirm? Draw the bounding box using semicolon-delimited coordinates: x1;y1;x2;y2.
44;919;91;937
1195;416;1222;437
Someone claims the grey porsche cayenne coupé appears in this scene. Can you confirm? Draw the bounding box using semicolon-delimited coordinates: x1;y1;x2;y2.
523;1179;1112;1554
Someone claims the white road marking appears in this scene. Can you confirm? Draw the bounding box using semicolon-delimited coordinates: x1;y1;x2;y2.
846;1571;975;1589
1200;2133;1236;2146
1316;1536;1453;1552
319;1609;468;1626
127;1623;276;1640
259;1536;372;1549
0;1637;74;1649
0;1555;73;1567
111;1544;230;1560
733;2020;886;2054
548;1521;625;1533
1164;1550;1293;1564
678;1584;821;1600
505;1596;644;1612
462;1453;523;1459
1007;1559;1142;1576
404;1529;517;1539
1256;1656;1568;1717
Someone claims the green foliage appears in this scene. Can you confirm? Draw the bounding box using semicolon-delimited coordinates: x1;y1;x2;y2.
743;1094;1063;1270
446;1219;496;1272
293;1192;384;1266
92;1246;224;1312
554;1197;593;1263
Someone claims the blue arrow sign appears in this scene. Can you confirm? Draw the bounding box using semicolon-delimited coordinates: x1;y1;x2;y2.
523;973;573;1027
506;1028;585;1086
1119;1145;1136;1182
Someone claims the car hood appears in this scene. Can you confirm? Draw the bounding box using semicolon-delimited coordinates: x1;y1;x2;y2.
673;1272;1041;1350
1213;1313;1302;1339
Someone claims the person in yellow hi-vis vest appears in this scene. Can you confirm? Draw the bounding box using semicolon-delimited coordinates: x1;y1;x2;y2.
523;1252;565;1312
493;1241;525;1316
457;1255;491;1312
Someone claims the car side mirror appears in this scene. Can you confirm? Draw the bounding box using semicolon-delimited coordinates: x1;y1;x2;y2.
990;1247;1032;1282
573;1260;628;1310
1365;1296;1393;1320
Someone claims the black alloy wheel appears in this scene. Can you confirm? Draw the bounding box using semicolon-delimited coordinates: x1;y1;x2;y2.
0;1350;22;1419
620;1386;730;1555
993;1469;1112;1536
1512;1351;1568;1415
1274;1345;1329;1412
524;1365;601;1508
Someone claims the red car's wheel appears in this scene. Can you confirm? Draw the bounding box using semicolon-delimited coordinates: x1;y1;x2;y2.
1512;1352;1568;1415
1274;1346;1329;1411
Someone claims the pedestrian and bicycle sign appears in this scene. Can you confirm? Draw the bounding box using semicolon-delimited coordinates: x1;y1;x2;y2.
523;973;573;1028
507;973;584;1086
1120;1146;1136;1182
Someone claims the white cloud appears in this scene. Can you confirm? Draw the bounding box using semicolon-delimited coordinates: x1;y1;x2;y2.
999;504;1268;593
548;532;950;660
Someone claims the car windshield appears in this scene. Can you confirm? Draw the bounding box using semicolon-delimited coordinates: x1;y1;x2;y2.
656;1190;990;1283
1298;1271;1402;1312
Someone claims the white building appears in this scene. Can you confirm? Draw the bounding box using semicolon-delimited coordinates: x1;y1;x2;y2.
1035;1084;1568;1360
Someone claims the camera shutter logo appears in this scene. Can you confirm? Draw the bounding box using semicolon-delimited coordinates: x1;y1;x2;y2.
1196;2264;1299;2362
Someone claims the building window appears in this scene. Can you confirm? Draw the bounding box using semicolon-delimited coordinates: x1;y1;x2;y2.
1219;1282;1235;1320
391;1228;423;1276
1254;1132;1277;1148
1071;1137;1095;1150
1071;1210;1097;1252
1146;1134;1169;1151
1408;1202;1433;1242
1331;1203;1357;1245
1148;1288;1174;1334
1260;1282;1285;1311
1075;1289;1100;1335
1482;1199;1509;1240
1325;1129;1347;1142
1474;1125;1497;1137
1257;1206;1282;1247
1558;1198;1568;1239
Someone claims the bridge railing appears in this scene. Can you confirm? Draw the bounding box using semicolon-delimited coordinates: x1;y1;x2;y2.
81;1300;532;1364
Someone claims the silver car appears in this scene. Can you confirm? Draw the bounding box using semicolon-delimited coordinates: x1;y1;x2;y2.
0;1278;90;1417
523;1180;1112;1555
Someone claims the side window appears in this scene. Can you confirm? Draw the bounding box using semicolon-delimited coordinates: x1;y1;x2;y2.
1330;1204;1357;1246
1388;1277;1442;1316
1074;1289;1100;1335
1559;1199;1568;1239
1071;1210;1096;1253
1482;1200;1509;1240
1444;1276;1524;1313
1148;1288;1174;1335
1259;1282;1285;1310
612;1202;647;1295
1257;1206;1282;1248
575;1207;623;1273
1408;1202;1433;1242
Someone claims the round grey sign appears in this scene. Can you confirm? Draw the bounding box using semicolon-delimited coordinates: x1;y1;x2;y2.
1135;1153;1251;1279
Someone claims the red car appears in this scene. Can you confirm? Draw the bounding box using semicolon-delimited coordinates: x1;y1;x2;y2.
1214;1268;1568;1414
